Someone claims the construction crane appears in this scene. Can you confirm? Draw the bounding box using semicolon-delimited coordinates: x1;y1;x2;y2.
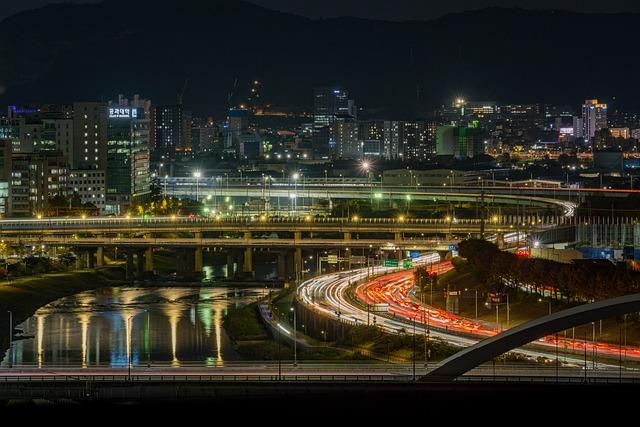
227;77;238;109
177;77;190;105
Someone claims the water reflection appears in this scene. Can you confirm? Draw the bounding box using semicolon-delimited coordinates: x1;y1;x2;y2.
3;287;265;367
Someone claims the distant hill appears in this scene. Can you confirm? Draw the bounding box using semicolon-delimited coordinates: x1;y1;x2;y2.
1;1;638;117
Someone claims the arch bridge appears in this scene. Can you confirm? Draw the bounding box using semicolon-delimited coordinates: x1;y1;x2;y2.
425;293;640;381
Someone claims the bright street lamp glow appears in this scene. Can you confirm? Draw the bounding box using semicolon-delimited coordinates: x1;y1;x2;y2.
193;171;202;178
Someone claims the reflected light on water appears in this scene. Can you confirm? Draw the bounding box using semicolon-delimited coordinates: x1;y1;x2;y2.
3;287;263;368
79;313;90;368
36;314;45;368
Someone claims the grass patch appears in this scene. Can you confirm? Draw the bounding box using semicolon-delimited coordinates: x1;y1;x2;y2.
223;303;270;341
339;325;460;361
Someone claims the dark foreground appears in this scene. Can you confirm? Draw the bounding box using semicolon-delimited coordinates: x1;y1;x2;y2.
2;381;638;419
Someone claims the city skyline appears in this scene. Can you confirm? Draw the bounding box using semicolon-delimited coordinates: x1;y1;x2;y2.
2;0;640;412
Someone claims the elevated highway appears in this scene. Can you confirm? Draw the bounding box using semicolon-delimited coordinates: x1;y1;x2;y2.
161;178;577;216
0;215;575;280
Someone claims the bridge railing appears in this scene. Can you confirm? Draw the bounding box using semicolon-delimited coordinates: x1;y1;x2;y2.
0;215;574;230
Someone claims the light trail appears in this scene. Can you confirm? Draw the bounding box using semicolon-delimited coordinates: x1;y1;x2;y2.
354;266;640;361
297;256;640;367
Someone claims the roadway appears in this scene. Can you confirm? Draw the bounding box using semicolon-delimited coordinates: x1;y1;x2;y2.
161;175;636;200
0;363;637;382
161;179;577;216
296;260;640;371
0;215;560;234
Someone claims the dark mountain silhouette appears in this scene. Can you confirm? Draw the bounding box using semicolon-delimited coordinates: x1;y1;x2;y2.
0;1;638;117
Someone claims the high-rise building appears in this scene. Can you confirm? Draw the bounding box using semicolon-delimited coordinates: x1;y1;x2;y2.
68;169;106;213
383;121;404;160
105;106;151;215
609;127;630;139
73;102;108;170
436;126;485;159
313;87;354;128
0;117;20;153
582;99;608;141
7;105;74;157
114;94;154;152
334;116;360;159
313;87;356;158
191;117;219;153
154;105;183;158
403;121;437;161
9;152;67;217
0;139;11;216
440;99;498;126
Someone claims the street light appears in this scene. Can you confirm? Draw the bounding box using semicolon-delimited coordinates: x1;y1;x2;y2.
292;173;300;214
193;170;202;202
126;310;149;380
290;307;297;367
539;298;551;315
7;310;12;368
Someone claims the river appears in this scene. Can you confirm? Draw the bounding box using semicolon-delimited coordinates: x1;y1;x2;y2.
2;286;267;367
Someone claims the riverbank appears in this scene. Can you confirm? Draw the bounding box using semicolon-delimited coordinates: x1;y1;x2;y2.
0;266;127;357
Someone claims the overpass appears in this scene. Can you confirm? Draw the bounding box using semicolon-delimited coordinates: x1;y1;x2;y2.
0;216;548;280
161;175;635;203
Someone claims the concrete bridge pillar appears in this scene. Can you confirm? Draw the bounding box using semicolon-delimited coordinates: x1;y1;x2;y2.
176;249;195;278
126;252;135;280
242;231;253;276
277;252;286;280
136;250;145;279
243;247;253;275
285;250;295;280
294;231;302;241
226;252;236;278
86;251;95;269
294;248;303;282
394;232;403;242
145;247;154;274
194;247;203;273
96;247;104;267
496;232;505;249
75;250;87;269
396;249;404;261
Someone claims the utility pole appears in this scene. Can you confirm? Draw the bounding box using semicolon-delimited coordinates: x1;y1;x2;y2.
412;318;416;381
480;188;485;239
7;311;12;368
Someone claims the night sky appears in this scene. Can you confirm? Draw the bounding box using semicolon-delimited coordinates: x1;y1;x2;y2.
1;0;640;21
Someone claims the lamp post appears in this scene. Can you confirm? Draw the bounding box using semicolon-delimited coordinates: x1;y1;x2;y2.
292;172;299;214
145;310;151;368
361;160;372;205
7;310;12;368
164;175;169;198
193;170;202;202
539;298;551;315
290;306;297;367
412;317;416;381
126;310;149;380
